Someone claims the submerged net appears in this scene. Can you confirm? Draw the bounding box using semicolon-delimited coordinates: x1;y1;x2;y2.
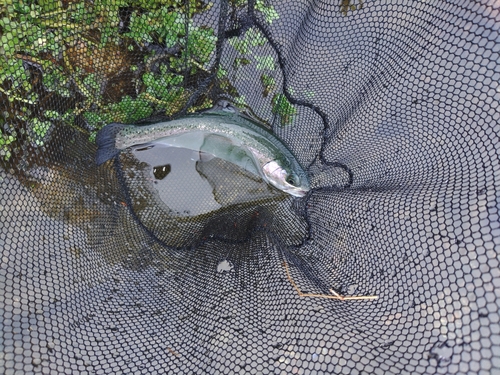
1;0;499;374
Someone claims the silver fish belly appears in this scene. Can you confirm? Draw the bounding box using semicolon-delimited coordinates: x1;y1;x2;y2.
95;111;310;197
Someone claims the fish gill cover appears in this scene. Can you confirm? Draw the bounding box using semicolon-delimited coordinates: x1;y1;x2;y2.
0;0;499;374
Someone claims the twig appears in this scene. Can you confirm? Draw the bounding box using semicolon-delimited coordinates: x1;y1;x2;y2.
0;87;37;104
166;347;180;357
15;54;47;67
283;261;378;301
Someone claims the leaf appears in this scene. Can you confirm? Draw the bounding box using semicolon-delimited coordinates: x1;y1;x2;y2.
255;55;275;70
44;110;60;120
42;68;71;97
30;118;53;145
233;57;251;69
247;28;267;47
272;94;296;126
260;74;275;97
0;134;15;147
83;73;101;92
255;0;279;24
188;26;216;64
260;74;275;87
217;67;228;79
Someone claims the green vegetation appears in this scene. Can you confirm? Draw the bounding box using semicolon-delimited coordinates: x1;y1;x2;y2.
255;55;275;70
0;0;215;162
340;0;364;16
30;118;52;146
223;1;298;126
0;0;292;163
272;93;296;126
0;133;15;160
228;28;267;55
255;0;279;24
260;74;275;97
229;0;279;24
226;26;279;112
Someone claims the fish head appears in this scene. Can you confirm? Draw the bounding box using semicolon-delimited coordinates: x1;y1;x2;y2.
262;160;310;197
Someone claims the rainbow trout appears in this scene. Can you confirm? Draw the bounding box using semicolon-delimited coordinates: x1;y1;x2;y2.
95;109;309;197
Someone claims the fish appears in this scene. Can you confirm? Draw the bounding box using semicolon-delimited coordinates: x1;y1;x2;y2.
95;109;310;197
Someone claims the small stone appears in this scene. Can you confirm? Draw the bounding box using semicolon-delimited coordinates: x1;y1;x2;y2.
32;358;42;366
217;260;234;273
47;342;55;350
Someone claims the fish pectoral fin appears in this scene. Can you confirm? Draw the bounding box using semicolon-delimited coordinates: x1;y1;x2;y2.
191;150;215;162
199;134;235;157
242;156;260;176
198;151;215;162
200;134;260;176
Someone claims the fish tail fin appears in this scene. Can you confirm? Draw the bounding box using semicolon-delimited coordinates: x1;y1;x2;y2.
95;123;128;165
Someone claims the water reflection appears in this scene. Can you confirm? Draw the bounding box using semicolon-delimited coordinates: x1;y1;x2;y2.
132;145;222;216
118;143;307;248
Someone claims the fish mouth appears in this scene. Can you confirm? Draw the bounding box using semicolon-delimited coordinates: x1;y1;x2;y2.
290;189;309;198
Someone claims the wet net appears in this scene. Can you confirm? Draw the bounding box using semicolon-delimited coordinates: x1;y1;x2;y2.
1;0;499;374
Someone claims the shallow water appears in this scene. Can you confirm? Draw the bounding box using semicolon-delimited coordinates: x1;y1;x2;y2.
132;144;222;216
118;144;308;249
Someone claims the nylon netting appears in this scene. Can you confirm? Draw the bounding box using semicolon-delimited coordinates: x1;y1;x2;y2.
1;1;499;374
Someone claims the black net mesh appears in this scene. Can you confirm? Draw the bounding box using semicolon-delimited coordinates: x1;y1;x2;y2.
1;0;499;374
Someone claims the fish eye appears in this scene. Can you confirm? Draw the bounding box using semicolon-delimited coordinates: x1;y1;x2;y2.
286;174;299;186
